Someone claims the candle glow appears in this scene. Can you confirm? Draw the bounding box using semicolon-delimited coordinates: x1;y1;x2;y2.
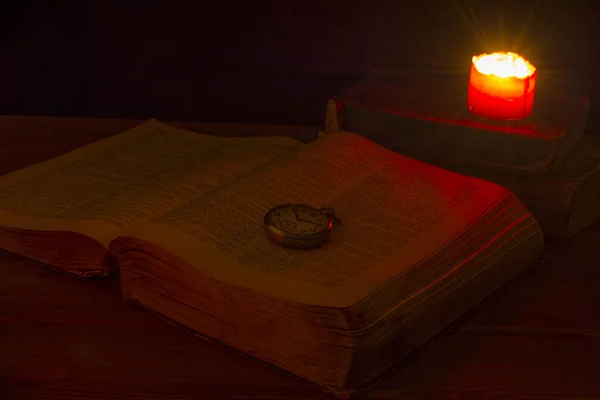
468;52;537;120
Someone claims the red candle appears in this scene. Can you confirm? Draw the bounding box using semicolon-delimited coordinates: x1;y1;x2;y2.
467;52;537;120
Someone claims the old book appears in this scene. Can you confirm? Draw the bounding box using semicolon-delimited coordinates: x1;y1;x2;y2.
326;72;589;175
0;121;543;397
109;131;543;396
0;119;305;277
432;134;600;240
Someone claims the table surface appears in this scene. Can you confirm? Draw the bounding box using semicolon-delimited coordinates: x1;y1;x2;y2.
1;116;599;400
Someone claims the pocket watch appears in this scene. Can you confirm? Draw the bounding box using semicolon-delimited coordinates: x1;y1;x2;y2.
263;204;341;249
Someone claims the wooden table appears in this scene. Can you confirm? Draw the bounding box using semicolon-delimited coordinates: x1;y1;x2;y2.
1;116;599;399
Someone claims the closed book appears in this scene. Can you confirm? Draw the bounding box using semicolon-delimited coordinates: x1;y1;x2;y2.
326;72;589;175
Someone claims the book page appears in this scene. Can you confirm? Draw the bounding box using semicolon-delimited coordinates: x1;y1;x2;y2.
0;120;305;246
126;131;510;308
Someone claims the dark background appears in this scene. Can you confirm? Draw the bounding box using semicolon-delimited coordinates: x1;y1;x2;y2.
1;0;598;126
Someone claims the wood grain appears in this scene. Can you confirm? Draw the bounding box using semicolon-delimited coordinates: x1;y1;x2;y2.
1;116;600;399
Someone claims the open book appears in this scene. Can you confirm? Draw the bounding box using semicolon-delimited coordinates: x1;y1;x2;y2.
0;121;544;397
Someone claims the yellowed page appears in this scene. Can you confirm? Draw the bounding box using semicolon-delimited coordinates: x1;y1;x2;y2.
127;131;510;308
0;120;305;246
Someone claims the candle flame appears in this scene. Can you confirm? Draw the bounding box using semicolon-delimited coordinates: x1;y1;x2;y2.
472;52;536;79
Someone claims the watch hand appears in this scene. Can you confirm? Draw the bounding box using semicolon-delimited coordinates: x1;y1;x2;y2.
291;209;300;221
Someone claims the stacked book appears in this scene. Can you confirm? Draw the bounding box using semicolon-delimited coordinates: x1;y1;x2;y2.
0;119;546;397
323;72;598;240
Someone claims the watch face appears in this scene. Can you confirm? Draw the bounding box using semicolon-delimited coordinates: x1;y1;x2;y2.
266;204;331;235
